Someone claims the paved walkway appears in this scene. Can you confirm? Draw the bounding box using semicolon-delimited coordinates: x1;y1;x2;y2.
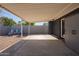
0;35;78;56
0;36;21;54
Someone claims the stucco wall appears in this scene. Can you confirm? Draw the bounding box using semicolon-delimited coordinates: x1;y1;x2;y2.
63;9;79;53
49;20;61;38
49;21;53;34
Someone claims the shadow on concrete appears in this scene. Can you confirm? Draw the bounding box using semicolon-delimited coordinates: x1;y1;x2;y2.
0;40;78;56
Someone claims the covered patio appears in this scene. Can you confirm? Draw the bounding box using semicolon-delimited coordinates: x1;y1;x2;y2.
0;35;78;56
0;3;79;56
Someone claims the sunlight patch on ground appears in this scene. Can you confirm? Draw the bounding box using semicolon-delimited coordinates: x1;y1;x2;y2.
22;35;58;40
0;36;21;53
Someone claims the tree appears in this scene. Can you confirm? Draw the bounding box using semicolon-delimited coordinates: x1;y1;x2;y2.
18;21;35;26
30;22;35;26
0;17;16;26
18;21;29;26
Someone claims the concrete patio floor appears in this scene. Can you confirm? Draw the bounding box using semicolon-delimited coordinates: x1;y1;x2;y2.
0;35;78;56
22;35;58;40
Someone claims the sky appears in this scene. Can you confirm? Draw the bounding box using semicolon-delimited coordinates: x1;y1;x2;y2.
0;7;48;25
0;8;22;23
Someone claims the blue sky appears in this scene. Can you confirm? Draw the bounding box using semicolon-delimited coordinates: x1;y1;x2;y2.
0;8;22;23
0;7;48;25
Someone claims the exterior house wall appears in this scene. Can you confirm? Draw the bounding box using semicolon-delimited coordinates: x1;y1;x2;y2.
49;20;61;38
63;9;79;53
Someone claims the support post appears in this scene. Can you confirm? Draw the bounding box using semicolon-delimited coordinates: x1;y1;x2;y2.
28;22;31;35
21;21;23;37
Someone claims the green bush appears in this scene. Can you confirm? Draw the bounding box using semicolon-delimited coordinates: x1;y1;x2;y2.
0;17;16;26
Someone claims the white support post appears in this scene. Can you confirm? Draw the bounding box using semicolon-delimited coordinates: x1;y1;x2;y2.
21;21;23;37
28;23;30;35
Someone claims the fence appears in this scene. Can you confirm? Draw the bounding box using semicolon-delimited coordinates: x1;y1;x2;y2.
0;25;48;36
0;24;11;35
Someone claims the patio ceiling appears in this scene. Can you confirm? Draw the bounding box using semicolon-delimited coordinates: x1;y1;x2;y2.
0;3;79;22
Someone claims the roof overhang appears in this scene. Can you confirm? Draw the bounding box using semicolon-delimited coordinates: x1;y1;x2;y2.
0;3;79;22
